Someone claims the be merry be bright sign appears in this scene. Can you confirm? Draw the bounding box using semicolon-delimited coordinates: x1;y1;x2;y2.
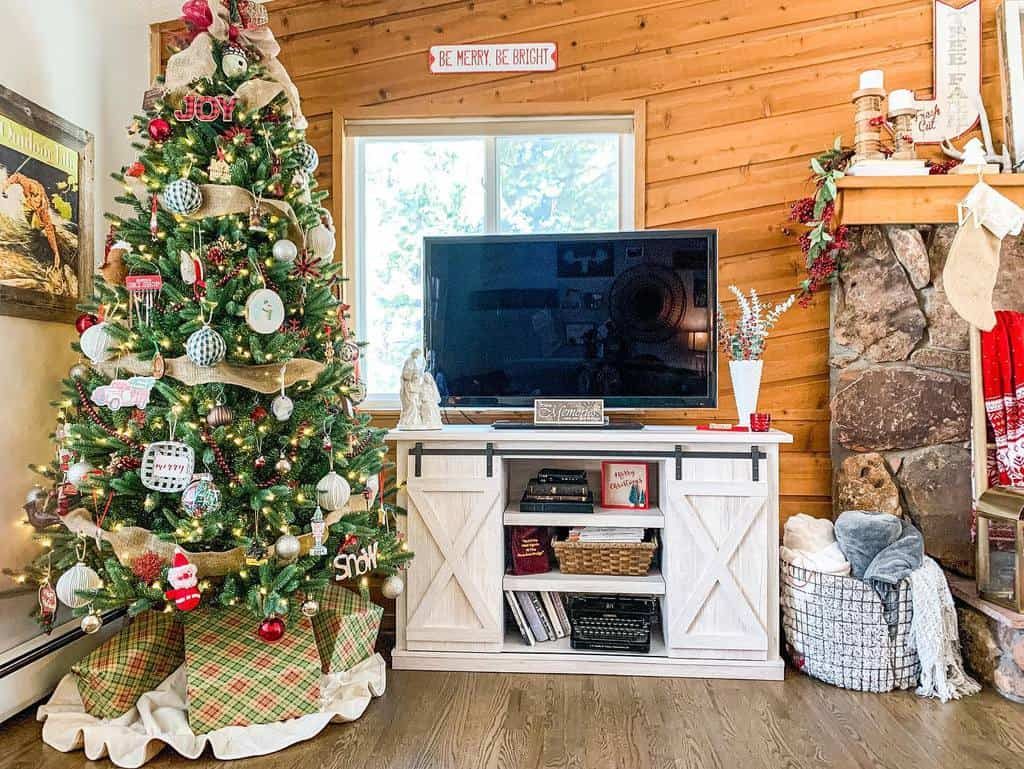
429;43;558;74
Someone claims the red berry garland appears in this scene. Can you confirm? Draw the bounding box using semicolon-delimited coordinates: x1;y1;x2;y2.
201;426;236;481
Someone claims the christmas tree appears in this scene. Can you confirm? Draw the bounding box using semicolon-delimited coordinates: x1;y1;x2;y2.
15;0;411;640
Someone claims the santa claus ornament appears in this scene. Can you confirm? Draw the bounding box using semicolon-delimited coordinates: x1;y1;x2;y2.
164;548;201;611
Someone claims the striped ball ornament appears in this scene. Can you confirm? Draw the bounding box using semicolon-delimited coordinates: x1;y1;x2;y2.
185;324;226;367
161;179;203;215
295;142;319;174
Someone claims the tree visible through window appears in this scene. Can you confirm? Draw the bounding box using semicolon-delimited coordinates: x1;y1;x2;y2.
356;127;631;399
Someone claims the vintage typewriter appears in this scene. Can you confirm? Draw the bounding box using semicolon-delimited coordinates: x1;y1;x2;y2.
568;595;658;653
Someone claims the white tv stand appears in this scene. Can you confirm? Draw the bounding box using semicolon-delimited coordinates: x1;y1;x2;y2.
386;425;792;680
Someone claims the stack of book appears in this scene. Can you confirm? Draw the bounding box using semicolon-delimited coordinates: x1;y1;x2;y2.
519;468;593;513
567;526;645;543
505;590;572;646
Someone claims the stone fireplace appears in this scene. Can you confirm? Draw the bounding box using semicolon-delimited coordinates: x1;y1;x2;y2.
830;224;974;574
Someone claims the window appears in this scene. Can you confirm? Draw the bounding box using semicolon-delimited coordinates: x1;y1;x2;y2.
348;116;636;405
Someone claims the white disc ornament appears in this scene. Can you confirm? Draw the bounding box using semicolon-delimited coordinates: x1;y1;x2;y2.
307;224;336;263
81;613;103;634
185;324;226;367
271;394;294;421
80;322;114;363
221;44;249;78
67;460;96;489
382;574;405;600
56;562;103;608
272;239;298;263
295;142;319;173
274;534;301;562
316;471;351;511
161;179;203;216
244;288;285;334
181;473;222;518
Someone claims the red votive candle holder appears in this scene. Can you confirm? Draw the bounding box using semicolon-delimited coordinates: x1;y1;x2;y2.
750;412;772;432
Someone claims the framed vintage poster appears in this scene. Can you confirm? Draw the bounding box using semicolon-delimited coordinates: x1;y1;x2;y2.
0;85;93;323
600;461;650;509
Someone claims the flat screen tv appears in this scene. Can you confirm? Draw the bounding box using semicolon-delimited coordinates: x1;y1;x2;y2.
423;230;717;409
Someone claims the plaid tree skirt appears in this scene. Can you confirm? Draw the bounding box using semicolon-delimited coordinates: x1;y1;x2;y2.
183;606;322;734
312;584;383;673
73;611;185;719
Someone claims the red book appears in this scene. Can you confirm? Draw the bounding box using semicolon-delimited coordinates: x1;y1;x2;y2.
509;526;551;575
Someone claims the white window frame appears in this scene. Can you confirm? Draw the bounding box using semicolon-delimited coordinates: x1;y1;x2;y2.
345;115;637;410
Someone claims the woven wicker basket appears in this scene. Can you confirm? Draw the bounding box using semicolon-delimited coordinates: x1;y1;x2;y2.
553;538;657;576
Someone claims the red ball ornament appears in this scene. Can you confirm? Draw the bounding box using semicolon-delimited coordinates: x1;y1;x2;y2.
148;118;172;142
250;405;268;422
75;313;99;335
257;616;286;643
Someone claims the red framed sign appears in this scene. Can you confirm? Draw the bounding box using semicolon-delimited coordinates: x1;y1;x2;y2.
429;43;557;74
600;461;649;510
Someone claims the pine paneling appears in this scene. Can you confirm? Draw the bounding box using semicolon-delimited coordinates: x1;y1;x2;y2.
156;0;1005;522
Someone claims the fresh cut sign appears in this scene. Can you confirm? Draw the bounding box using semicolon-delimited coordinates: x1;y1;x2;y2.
429;43;557;73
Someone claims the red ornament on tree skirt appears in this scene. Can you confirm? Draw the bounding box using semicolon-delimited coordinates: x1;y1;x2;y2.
126;161;145;178
257;616;286;642
75;313;99;335
148;118;172;142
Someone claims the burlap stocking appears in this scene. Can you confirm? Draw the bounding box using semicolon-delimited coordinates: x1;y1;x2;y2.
942;215;1000;331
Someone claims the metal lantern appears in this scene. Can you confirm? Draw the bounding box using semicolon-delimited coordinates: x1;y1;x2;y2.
975;486;1024;612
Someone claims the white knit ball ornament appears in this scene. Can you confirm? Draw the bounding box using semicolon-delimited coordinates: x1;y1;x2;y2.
382;574;405;600
80;322;114;363
295;142;319;173
307;224;336;263
272;239;298;263
56;562;103;609
67;460;96;489
161;179;203;216
185;324;226;367
274;534;301;562
316;471;351;511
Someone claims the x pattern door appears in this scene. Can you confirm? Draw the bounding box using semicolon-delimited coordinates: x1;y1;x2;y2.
405;476;503;649
665;481;769;656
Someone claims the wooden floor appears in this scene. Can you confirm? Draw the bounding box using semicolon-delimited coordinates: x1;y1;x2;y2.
3;668;1024;769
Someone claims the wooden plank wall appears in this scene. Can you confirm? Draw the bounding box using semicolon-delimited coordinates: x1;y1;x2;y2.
156;0;1005;523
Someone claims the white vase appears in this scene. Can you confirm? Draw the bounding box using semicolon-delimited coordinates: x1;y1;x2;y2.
729;359;763;427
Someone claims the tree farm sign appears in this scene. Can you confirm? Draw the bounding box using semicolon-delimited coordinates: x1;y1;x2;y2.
429;43;557;74
913;0;981;143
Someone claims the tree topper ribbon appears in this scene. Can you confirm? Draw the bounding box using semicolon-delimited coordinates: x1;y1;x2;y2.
164;0;307;129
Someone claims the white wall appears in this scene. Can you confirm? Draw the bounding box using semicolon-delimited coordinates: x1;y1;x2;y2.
0;0;180;706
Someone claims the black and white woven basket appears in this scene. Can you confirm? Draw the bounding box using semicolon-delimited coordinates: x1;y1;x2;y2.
781;561;920;692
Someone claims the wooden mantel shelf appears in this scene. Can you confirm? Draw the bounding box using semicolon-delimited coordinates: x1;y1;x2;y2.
837;175;1024;225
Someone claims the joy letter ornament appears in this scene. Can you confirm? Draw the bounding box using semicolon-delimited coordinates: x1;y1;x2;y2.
173;95;238;123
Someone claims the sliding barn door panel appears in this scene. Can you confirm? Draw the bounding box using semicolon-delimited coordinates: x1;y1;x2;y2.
663;453;770;659
404;450;505;651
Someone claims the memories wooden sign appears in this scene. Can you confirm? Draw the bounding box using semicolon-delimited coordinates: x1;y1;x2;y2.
534;399;605;426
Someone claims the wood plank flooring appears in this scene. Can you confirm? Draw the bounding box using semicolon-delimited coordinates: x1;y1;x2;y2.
3;668;1023;768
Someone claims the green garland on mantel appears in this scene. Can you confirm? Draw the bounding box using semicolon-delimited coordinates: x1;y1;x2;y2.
789;138;961;305
789;139;854;306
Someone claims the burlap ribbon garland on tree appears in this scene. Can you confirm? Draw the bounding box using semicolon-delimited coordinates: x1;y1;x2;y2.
164;0;307;129
94;355;326;394
61;496;369;578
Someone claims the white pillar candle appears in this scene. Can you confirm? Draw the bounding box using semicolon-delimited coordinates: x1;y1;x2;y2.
888;88;914;111
859;69;884;91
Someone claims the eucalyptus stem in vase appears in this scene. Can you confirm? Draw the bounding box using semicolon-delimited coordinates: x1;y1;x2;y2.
716;286;796;426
